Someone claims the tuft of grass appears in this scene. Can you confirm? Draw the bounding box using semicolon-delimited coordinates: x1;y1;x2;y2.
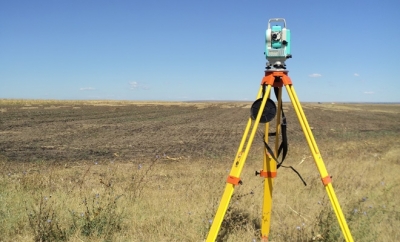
69;192;124;240
26;194;68;242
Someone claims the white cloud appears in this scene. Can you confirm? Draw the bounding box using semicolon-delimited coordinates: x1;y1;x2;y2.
129;81;138;89
129;81;149;90
364;91;374;94
354;73;360;77
79;87;95;91
309;73;322;78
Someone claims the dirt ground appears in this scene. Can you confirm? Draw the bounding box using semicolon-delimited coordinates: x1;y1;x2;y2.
1;100;399;164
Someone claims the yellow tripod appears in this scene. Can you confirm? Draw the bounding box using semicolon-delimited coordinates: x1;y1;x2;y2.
206;70;354;241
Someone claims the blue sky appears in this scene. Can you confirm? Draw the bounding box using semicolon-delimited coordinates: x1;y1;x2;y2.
1;0;399;102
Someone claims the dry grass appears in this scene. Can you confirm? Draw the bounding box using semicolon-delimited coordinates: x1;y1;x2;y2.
2;141;399;241
0;99;244;108
1;100;399;241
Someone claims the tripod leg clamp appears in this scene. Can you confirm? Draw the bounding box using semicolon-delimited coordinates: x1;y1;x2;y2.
321;175;332;186
227;175;242;185
256;170;277;178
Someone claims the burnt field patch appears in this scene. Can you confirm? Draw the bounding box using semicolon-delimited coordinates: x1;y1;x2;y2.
0;101;251;163
1;101;399;164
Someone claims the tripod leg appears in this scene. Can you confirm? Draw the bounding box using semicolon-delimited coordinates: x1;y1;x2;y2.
206;85;272;242
261;151;276;242
260;87;282;241
285;84;354;242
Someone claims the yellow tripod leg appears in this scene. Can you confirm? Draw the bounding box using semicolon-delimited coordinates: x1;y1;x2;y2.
261;153;276;242
285;84;354;242
260;86;282;241
206;85;271;242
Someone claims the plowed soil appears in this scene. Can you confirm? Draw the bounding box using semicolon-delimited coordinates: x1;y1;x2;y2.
1;101;399;164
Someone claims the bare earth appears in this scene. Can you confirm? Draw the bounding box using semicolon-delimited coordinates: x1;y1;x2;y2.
1;100;399;164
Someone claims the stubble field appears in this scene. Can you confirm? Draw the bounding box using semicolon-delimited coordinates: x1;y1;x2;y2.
0;99;399;241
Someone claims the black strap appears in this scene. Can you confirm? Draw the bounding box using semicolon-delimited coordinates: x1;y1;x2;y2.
261;134;306;186
266;87;288;168
280;165;307;186
261;87;306;186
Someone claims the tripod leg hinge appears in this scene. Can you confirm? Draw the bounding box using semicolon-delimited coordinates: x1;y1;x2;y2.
256;170;277;178
321;175;332;186
226;175;242;185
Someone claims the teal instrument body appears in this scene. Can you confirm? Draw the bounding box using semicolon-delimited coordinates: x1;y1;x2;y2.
265;18;291;63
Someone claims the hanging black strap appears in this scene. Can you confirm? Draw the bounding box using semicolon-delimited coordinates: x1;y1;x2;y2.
261;134;306;186
267;87;288;168
280;165;307;186
261;86;306;186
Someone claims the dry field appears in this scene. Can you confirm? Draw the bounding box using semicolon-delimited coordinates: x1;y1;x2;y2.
0;99;399;241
